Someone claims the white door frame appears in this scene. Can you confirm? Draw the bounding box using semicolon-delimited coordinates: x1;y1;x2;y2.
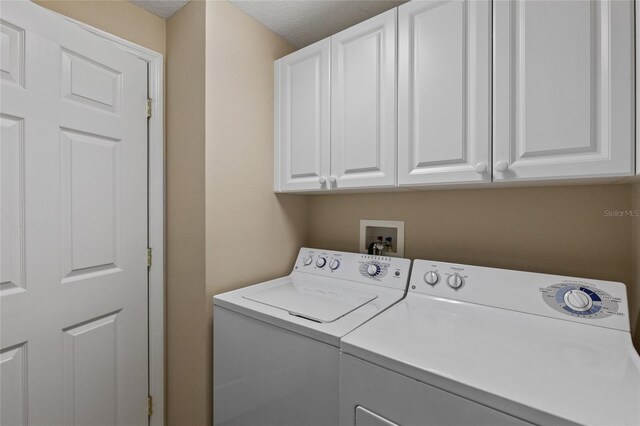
42;6;166;425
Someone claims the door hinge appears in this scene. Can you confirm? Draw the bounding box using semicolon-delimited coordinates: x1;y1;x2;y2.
146;98;152;118
148;395;153;417
147;248;152;268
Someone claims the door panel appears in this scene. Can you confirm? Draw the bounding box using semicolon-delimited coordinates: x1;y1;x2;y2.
331;9;396;189
276;39;330;192
0;114;24;294
493;0;634;181
61;48;122;113
0;2;148;425
398;0;491;186
0;19;25;88
63;313;119;426
0;343;27;426
60;129;121;276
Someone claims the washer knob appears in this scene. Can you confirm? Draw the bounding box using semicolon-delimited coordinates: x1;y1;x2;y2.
302;255;313;266
424;271;440;285
316;257;327;268
447;273;464;289
563;289;593;312
367;264;379;276
329;259;340;270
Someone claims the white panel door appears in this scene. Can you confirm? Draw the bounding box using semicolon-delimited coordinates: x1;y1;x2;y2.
398;0;491;186
330;9;396;189
493;0;634;181
276;39;330;192
0;2;148;425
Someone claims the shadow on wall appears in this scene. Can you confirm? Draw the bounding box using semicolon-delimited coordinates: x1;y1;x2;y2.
634;315;640;353
275;193;312;239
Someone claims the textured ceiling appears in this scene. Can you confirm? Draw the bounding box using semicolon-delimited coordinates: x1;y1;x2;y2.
128;0;190;19
230;0;408;48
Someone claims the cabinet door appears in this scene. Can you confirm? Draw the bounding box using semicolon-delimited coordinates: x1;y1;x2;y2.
398;0;491;186
330;9;396;189
493;0;634;181
275;39;330;192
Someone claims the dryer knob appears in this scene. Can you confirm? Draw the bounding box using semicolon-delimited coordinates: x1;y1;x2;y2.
329;259;340;270
316;257;327;268
447;273;464;289
563;289;593;312
302;255;313;266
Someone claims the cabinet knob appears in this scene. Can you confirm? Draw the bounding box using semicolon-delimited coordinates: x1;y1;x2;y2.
319;176;327;184
474;162;488;174
328;175;337;183
495;161;509;172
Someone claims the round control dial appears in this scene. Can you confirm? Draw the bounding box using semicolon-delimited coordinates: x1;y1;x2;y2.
447;273;464;289
329;259;340;271
315;257;327;268
302;255;313;266
424;271;440;285
359;261;388;279
563;289;593;312
541;282;619;319
367;264;380;276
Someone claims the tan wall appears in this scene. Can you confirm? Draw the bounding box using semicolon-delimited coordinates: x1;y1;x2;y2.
33;0;166;55
166;2;208;425
632;182;640;349
309;185;636;342
205;1;308;424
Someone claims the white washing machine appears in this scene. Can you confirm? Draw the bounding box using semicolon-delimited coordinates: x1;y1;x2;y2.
340;259;640;426
213;247;411;426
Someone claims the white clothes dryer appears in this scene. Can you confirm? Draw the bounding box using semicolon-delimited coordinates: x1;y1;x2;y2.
340;259;640;426
214;248;410;426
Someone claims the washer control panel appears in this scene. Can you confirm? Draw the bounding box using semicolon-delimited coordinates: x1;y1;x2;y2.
293;248;410;291
541;282;620;319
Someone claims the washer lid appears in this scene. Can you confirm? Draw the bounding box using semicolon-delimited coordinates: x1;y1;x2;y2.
243;280;378;323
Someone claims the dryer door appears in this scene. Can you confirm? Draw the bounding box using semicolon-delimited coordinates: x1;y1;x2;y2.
340;354;534;426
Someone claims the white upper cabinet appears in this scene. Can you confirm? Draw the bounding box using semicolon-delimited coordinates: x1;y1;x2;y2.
274;0;636;193
331;9;397;189
275;39;331;192
493;0;635;182
398;0;491;186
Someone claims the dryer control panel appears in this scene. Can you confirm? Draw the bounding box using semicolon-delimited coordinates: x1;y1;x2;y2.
293;248;410;291
409;259;630;332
